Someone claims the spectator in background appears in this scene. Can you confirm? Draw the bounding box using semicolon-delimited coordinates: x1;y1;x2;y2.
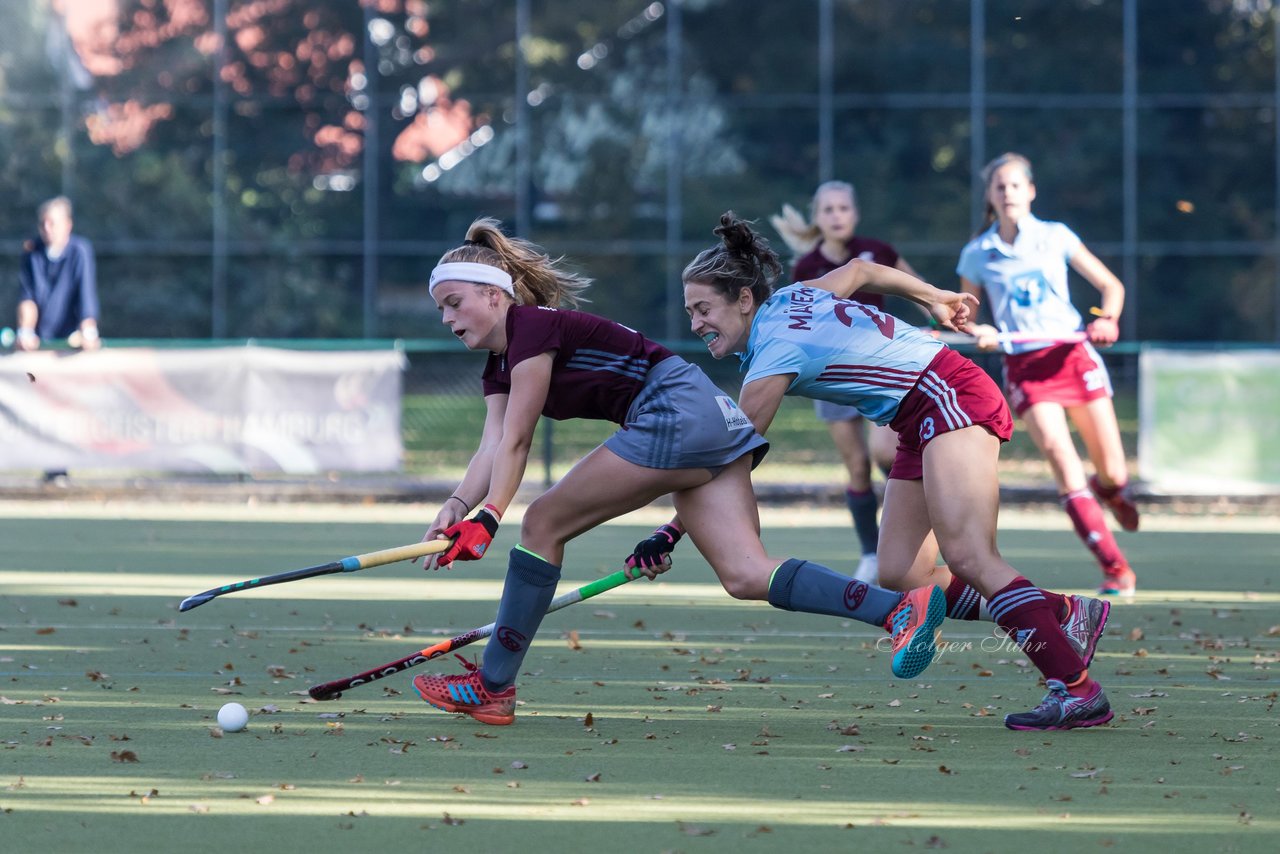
17;196;101;352
770;181;923;584
16;195;101;486
958;152;1137;597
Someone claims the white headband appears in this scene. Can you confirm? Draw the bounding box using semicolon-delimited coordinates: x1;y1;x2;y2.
429;261;515;298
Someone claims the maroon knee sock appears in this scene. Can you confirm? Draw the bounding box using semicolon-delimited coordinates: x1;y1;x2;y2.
944;576;983;620
945;575;1067;622
1062;490;1126;569
987;577;1085;682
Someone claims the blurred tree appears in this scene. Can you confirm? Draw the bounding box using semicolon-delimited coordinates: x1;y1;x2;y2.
0;0;1276;342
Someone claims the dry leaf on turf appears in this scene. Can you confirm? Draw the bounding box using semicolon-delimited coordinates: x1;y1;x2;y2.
677;821;715;837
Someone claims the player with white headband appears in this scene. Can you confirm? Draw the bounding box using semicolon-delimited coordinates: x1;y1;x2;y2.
411;216;950;726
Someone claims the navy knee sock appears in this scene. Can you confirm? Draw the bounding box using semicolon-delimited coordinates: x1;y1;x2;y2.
845;488;879;556
767;558;902;627
481;546;561;691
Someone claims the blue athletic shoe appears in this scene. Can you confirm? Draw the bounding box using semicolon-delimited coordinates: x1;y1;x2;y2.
883;585;945;679
1004;679;1114;731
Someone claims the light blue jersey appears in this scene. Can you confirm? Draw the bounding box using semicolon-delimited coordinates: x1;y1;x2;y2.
956;214;1084;355
740;284;944;426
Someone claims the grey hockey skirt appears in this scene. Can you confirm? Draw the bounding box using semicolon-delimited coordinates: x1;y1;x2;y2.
603;356;769;474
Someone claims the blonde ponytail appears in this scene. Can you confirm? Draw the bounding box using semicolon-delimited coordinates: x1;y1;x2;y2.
439;217;591;308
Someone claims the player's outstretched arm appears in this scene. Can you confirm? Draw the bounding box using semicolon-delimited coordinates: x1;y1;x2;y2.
813;259;975;330
1070;245;1125;346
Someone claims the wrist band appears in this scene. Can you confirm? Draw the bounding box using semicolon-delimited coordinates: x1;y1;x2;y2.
17;328;36;340
482;503;503;521
446;494;471;512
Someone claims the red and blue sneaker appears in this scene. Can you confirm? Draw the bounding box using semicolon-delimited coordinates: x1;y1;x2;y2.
412;656;516;726
883;586;945;679
1098;563;1137;598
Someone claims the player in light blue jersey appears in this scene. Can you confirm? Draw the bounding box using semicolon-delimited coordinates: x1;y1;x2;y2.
958;152;1137;597
633;212;1116;732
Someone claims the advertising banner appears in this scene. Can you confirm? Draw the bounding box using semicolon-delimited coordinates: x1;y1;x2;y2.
0;347;405;473
1139;348;1280;494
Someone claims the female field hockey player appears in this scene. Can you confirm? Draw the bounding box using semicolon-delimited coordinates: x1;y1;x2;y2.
411;217;946;725
958;152;1138;597
647;212;1113;731
771;181;924;585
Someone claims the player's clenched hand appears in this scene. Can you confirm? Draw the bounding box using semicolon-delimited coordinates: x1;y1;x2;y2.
929;290;978;332
1086;316;1119;346
626;523;682;579
964;323;1001;352
417;500;469;567
436;505;502;568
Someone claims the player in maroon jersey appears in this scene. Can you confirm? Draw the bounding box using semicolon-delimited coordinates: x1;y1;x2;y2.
771;181;925;584
410;217;947;725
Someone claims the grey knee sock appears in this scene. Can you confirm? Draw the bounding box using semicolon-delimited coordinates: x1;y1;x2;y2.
768;557;902;627
481;546;561;691
845;488;879;556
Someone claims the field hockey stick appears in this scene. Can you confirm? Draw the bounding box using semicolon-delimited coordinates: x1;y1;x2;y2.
178;539;452;613
933;330;1088;346
307;565;646;700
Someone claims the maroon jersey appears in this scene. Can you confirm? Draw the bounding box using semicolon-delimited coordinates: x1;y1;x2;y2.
482;305;676;424
791;236;902;310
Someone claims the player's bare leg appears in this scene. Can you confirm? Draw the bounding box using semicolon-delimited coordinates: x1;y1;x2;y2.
416;446;718;723
1024;401;1132;590
676;456;943;679
919;426;1105;728
1072;398;1139;533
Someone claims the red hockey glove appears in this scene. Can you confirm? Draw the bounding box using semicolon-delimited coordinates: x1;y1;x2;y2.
437;505;501;567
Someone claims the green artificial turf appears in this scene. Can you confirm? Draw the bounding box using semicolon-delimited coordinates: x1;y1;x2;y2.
1;516;1276;853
